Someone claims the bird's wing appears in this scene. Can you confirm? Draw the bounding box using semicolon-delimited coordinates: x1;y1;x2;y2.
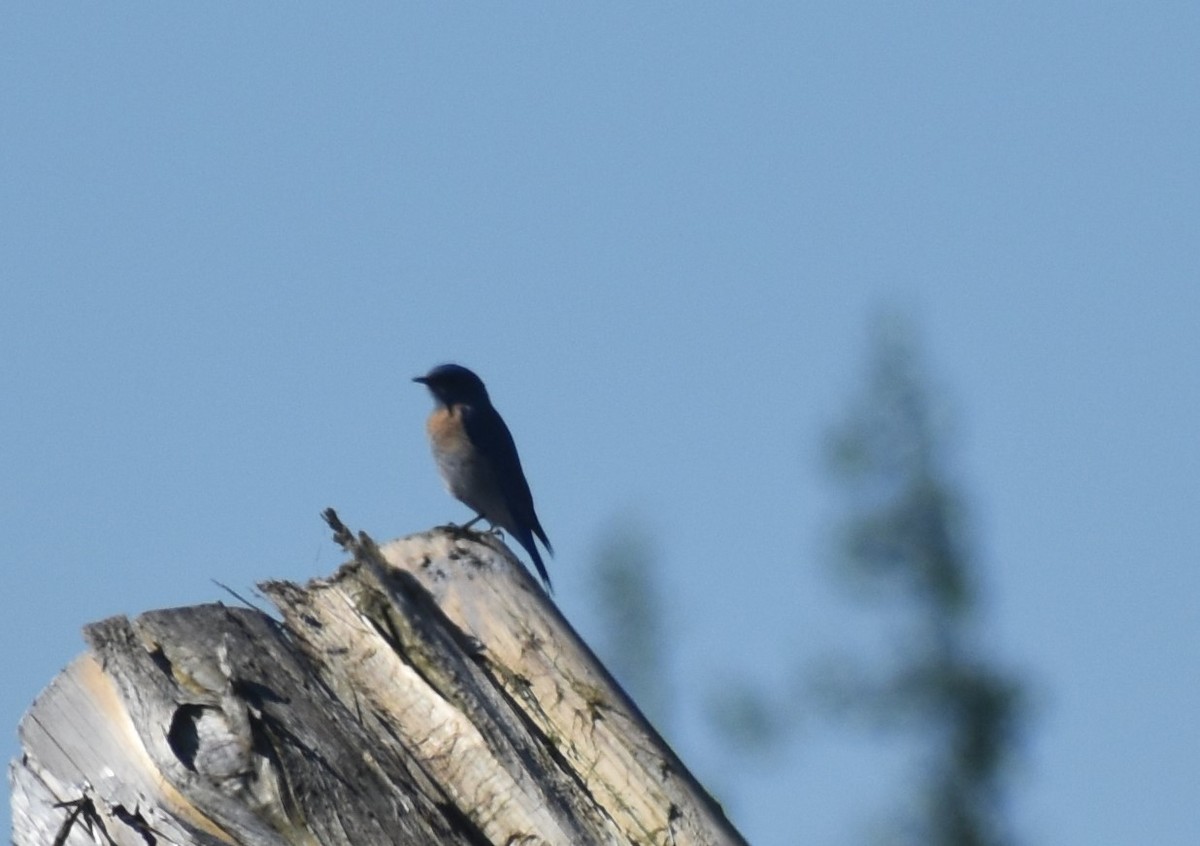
463;404;552;552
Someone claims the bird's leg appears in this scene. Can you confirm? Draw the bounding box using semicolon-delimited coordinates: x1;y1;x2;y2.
456;513;503;539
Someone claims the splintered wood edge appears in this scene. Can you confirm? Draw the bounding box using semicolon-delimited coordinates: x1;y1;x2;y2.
267;573;592;846
373;529;742;846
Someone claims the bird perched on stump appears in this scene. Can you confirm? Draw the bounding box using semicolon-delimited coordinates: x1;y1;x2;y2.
414;363;554;592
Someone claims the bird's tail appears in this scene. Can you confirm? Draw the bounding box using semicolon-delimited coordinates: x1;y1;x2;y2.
516;529;553;594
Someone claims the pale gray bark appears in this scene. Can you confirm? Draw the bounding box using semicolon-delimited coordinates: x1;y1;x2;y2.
10;512;746;846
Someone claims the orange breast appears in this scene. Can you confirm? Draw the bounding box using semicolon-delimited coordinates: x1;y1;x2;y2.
426;405;469;452
424;404;508;523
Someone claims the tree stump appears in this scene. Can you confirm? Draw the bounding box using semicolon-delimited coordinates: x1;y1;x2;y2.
10;511;746;846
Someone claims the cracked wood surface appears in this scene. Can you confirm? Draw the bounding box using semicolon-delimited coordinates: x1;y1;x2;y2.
10;518;747;846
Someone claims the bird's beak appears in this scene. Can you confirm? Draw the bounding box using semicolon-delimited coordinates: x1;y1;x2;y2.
413;376;429;385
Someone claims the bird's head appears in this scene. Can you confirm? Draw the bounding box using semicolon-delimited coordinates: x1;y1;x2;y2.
413;363;490;408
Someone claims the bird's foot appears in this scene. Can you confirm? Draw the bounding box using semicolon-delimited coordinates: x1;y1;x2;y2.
453;514;503;539
443;517;503;541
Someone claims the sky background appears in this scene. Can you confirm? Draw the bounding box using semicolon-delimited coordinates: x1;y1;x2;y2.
2;5;1197;844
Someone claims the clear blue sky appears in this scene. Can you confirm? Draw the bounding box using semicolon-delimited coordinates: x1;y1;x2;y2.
2;6;1197;844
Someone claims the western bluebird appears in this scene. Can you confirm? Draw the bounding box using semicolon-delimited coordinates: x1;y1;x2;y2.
414;363;554;591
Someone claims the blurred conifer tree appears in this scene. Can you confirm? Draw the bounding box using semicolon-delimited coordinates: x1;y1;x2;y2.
823;312;1028;846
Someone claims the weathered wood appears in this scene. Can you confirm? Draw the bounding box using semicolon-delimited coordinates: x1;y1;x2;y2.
11;514;746;846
